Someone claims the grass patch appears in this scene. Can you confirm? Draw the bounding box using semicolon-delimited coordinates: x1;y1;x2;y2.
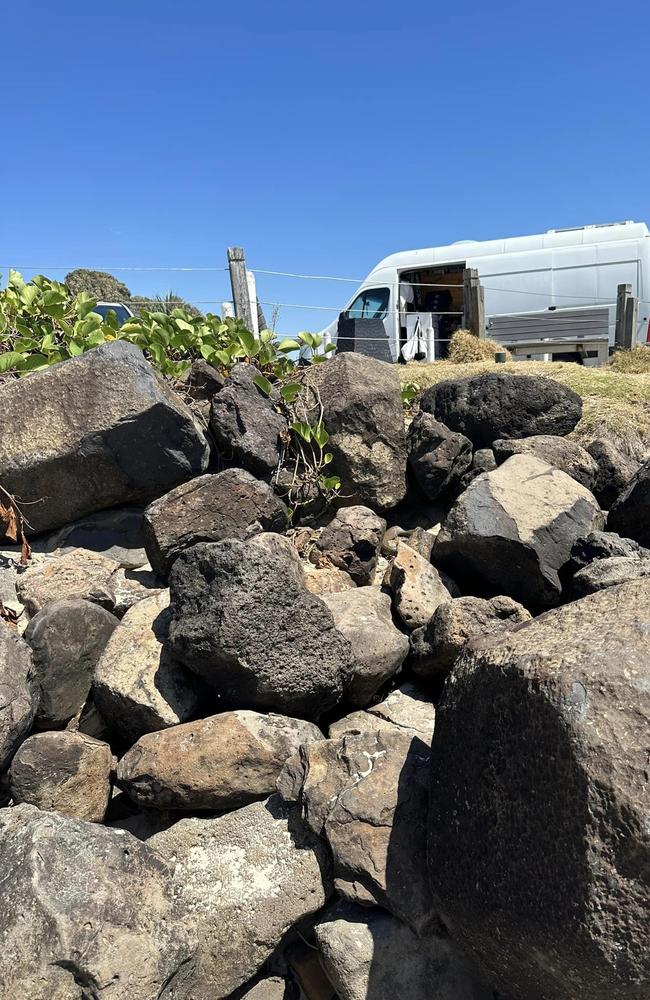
447;329;511;364
609;344;650;373
401;358;650;460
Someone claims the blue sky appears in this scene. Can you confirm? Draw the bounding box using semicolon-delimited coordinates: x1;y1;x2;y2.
2;0;649;334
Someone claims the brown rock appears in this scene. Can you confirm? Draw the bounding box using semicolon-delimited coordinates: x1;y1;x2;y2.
386;540;452;630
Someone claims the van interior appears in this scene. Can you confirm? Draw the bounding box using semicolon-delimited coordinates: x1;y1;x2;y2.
399;264;465;358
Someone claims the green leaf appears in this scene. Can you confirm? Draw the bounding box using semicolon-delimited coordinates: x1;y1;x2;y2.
297;332;315;348
213;350;231;366
19;353;50;371
253;373;273;397
0;351;25;372
277;338;301;353
323;452;333;464
324;342;337;353
200;343;215;360
290;420;312;443
321;475;341;491
237;329;258;357
280;381;302;404
68;341;85;356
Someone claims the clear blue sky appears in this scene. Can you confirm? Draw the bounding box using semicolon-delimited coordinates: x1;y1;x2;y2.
2;0;649;333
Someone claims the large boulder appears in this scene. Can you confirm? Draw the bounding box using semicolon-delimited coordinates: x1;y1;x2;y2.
410;595;531;681
492;434;597;489
570;554;650;597
607;456;650;546
25;598;118;728
315;901;492;1000
281;729;435;934
407;411;472;500
0;624;37;771
305;352;408;512
150;795;330;999
117;710;322;811
435;454;604;608
10;731;113;822
0;804;192;999
420;372;582;446
586;438;640;509
169;539;354;718
210;363;288;477
314;505;386;585
0;341;210;534
322;588;409;708
428;580;650;1000
564;529;649;577
143;468;289;577
386;540;453;629
93;590;202;742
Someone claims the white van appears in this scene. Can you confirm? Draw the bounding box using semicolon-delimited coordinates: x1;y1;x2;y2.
321;221;650;364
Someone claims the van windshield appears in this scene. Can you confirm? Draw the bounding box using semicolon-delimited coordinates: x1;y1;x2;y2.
347;287;390;320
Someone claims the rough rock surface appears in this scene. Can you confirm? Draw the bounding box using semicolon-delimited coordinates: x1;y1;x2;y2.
386;540;452;629
322;588;409;708
570;554;650;597
435;454;604;607
143;468;289;577
117;710;322;811
150;795;330;999
287;729;435;934
238;978;287;999
407;411;472;500
16;549;120;617
210;363;288;476
42;506;148;568
420;371;582;446
0;624;37;771
169;539;353;717
10;731;113;822
305;352;408;511
25;598;118;727
314;505;386;585
607;456;650;546
587;438;640;509
94;590;201;742
429;580;650;1000
564;530;648;577
0;804;192;1000
315;901;492;1000
410;595;531;680
493;434;597;488
303;563;356;595
0;340;210;534
457;447;497;492
330;682;435;743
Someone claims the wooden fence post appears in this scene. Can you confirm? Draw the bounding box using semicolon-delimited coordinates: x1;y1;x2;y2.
227;247;254;332
463;268;485;338
615;283;632;349
624;293;638;350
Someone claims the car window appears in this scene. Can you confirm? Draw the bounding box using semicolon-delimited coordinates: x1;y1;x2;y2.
347;287;390;320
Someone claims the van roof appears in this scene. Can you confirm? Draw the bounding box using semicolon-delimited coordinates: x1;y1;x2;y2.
368;221;650;277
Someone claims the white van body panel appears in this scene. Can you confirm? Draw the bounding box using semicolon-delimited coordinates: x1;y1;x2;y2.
321;222;650;357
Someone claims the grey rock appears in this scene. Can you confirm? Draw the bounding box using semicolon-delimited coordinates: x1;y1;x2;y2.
117;710;322;811
238;978;287;999
168;539;354;718
429;580;650;1000
330;682;435;743
420;371;582;446
435;454;604;608
386;540;452;630
0;340;210;534
563;530;649;578
0;804;192;1000
180;358;225;402
150;795;330;999
25;598;118;727
16;549;119;617
210;363;288;477
315;901;492;1000
106;565;165;617
315;505;386;585
303;562;356;595
410;595;531;681
493;434;598;488
322;588;409;708
457;448;497;493
42;507;148;569
94;590;202;742
587;438;640;509
607;455;650;546
143;468;289;577
408;411;472;500
10;730;113;822
570;554;650;597
305;352;408;512
0;624;37;771
290;729;435;934
403;525;436;560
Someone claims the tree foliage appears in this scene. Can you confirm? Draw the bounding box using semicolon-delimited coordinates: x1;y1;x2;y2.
64;268;132;302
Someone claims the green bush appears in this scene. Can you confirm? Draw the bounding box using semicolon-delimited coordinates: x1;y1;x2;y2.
64;268;132;301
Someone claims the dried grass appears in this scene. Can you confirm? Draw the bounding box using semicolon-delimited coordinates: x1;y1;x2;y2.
609;345;650;374
447;329;511;364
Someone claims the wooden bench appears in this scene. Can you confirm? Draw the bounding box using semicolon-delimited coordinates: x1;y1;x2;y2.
488;307;611;364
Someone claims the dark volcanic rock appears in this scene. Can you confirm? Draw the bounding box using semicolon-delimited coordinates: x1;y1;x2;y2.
0;341;210;534
315;505;386;585
210;363;288;477
25;598;118;728
0;624;38;772
570;554;650;597
143;468;289;577
607;456;650;546
420;372;582;447
428;580;650;1000
169;539;354;718
564;529;648;578
586;438;640;509
492;434;597;489
407;411;472;500
434;454;604;608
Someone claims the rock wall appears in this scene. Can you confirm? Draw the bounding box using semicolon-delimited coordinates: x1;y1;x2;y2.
0;344;648;999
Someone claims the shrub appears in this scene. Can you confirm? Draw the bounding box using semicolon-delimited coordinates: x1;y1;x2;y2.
609;344;650;374
448;329;510;363
64;268;131;302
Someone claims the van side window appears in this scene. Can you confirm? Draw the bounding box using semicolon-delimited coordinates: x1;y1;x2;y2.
347;287;390;320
